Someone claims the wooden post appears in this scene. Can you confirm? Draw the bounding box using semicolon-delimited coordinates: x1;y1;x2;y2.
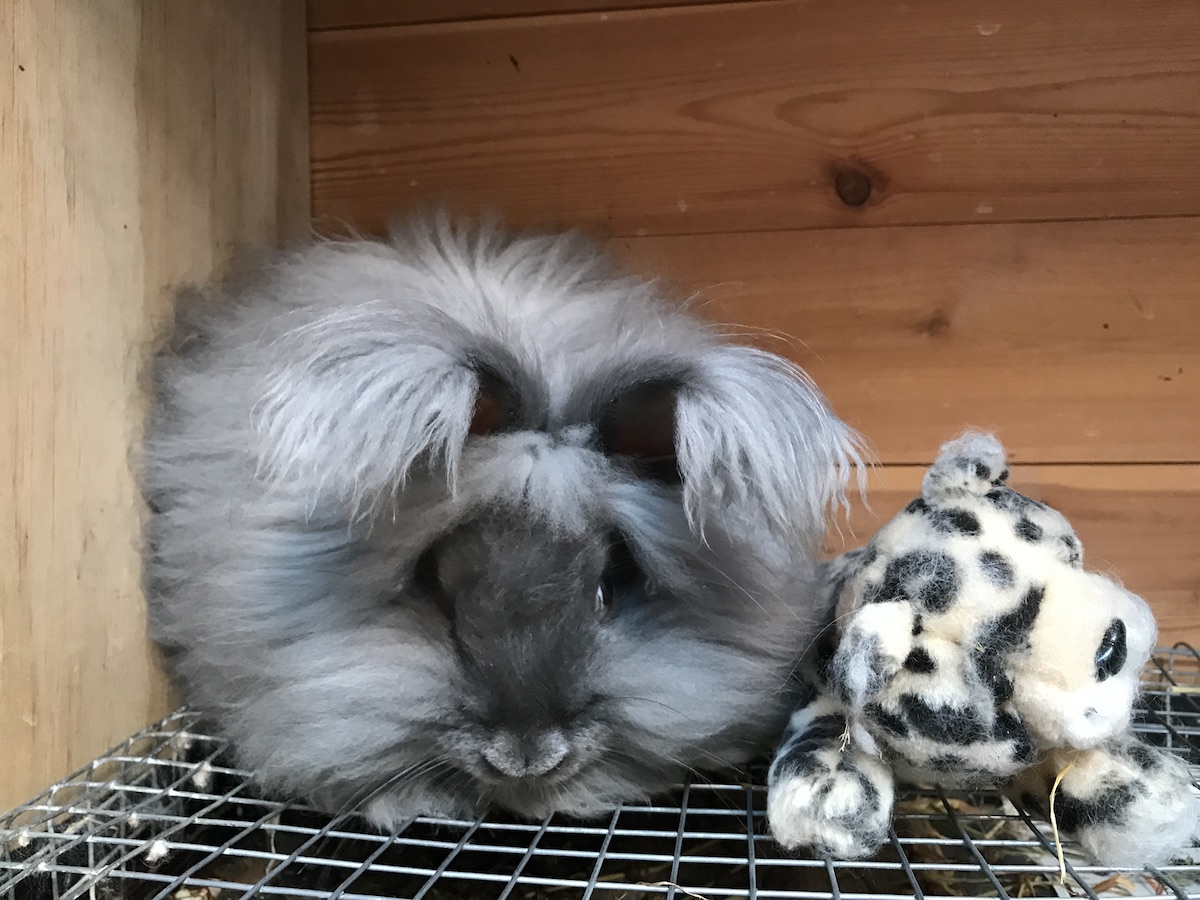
0;0;309;807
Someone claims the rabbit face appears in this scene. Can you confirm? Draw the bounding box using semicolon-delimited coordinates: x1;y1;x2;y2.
141;215;861;823
417;509;611;787
344;432;820;822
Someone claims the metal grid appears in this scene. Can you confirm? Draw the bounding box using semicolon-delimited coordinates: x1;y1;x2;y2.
4;647;1200;900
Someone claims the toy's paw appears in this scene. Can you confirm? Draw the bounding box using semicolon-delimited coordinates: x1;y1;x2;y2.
767;747;895;858
1021;739;1200;867
1063;741;1200;867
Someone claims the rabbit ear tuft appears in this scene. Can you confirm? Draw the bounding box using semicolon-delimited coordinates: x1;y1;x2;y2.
673;345;865;539
252;304;479;519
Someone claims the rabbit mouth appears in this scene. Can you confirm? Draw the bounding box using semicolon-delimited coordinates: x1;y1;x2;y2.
459;742;592;791
479;750;690;821
478;755;588;790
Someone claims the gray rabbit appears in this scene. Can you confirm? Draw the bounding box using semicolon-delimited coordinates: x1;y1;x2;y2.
140;213;862;825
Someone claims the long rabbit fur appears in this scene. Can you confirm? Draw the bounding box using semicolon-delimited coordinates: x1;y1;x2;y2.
140;214;863;825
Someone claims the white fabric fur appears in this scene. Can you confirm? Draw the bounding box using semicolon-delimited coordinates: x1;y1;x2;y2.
768;432;1198;866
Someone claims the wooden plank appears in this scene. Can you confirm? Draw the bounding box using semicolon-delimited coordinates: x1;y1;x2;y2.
615;217;1200;466
309;0;1200;237
823;464;1200;649
308;0;735;30
0;0;309;809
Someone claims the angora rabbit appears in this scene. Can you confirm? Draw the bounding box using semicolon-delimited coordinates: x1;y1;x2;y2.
141;214;862;825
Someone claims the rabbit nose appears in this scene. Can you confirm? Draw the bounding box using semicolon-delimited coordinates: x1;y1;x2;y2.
482;729;570;778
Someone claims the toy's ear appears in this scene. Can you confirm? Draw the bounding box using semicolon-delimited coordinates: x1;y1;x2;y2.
921;430;1008;501
829;601;917;715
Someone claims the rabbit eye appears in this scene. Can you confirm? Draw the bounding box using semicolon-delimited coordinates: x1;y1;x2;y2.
468;368;518;437
1094;618;1127;681
596;532;644;617
598;379;682;485
595;582;610;616
412;545;455;620
413;546;440;592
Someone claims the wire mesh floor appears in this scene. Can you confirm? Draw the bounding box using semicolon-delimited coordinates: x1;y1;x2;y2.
4;647;1200;900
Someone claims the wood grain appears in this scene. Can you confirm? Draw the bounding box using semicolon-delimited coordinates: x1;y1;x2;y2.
308;0;736;29
616;217;1200;466
823;465;1200;648
0;0;309;809
309;0;1200;237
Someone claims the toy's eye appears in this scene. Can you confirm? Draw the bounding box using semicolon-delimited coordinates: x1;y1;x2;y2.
1095;618;1127;681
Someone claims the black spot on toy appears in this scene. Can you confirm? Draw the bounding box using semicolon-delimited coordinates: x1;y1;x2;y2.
867;703;910;737
978;550;1015;587
1125;741;1159;771
899;694;989;745
1015;517;1043;542
930;507;982;537
1054;784;1137;832
992;711;1036;763
866;550;961;612
903;646;937;674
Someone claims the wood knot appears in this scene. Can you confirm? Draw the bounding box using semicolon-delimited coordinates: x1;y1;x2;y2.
834;166;873;207
917;310;952;337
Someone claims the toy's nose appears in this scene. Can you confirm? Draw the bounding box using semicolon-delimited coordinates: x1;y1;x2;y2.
482;729;570;778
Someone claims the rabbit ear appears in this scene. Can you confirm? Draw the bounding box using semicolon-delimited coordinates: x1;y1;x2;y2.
252;304;480;518
673;345;865;538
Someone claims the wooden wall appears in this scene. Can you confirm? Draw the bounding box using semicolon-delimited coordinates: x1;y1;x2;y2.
308;0;1200;641
0;0;309;809
0;0;1192;812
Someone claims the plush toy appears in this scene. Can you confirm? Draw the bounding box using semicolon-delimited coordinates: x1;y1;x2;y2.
767;432;1199;867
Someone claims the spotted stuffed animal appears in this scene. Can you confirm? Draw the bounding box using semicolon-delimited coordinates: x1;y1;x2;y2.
767;432;1199;866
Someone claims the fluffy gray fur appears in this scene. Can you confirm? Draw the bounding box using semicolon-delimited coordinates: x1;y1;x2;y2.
141;213;863;824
